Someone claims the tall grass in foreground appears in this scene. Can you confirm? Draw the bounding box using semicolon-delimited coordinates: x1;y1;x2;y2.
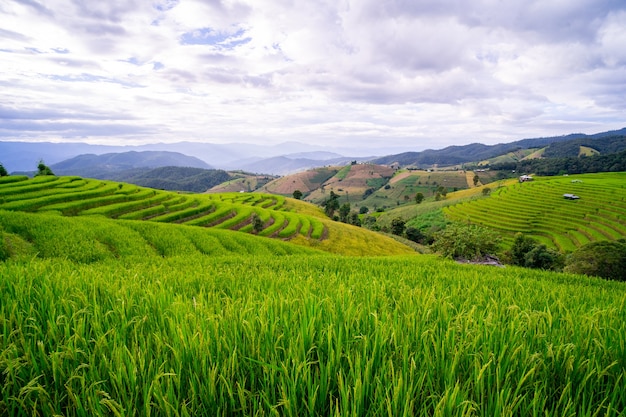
1;255;625;416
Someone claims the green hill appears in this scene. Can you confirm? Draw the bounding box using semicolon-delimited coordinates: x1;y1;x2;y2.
1;174;626;416
443;172;626;251
0;175;414;257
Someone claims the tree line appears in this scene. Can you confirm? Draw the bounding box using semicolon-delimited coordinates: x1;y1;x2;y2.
490;149;626;176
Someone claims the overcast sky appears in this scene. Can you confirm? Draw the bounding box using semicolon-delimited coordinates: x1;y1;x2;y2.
1;0;625;151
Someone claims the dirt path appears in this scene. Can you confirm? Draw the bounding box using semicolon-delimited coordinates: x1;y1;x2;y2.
465;171;481;188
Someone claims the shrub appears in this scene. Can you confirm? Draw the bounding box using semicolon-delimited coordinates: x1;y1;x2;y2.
431;222;500;260
390;218;406;236
564;240;626;281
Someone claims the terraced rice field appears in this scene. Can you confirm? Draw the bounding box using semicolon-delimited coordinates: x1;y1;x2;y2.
444;173;626;251
0;176;327;242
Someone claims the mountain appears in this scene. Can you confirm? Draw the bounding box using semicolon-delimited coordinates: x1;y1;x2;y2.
372;128;626;168
0;140;390;173
227;154;366;175
109;166;231;193
48;151;211;178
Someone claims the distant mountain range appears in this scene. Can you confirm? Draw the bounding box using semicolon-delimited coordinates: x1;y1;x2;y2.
0;140;387;174
371;128;626;167
2;127;625;175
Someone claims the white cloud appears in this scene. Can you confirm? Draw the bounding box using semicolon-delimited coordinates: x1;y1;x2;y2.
0;0;624;150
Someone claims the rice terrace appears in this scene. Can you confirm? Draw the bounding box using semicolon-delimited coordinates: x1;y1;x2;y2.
0;166;624;416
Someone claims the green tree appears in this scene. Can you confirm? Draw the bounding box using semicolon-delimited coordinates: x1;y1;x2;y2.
339;203;351;223
510;233;537;266
524;244;563;270
482;187;491;196
359;206;369;214
415;192;424;204
473;174;480;186
509;233;563;270
405;227;425;243
363;215;378;230
251;213;264;234
349;212;361;227
564;240;626;281
390;218;406;236
431;222;500;260
0;163;7;177
323;191;340;218
292;190;303;200
36;160;54;176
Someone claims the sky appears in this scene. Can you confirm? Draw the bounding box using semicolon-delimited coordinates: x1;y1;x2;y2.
1;0;625;152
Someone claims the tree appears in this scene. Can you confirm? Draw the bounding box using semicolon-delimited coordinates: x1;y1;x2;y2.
359;206;369;214
323;191;340;217
0;163;7;177
292;190;303;200
482;187;491;196
405;227;425;243
564;240;626;281
508;233;563;270
36;160;54;176
431;222;500;260
510;233;537;266
251;213;264;234
390;218;406;236
363;215;378;230
349;212;361;227
473;174;480;186
415;192;424;204
524;244;563;270
339;203;351;223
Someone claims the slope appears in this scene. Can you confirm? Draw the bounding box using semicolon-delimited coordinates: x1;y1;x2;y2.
0;175;415;257
443;172;626;252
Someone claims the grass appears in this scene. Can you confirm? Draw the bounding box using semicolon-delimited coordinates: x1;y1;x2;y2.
1;254;625;416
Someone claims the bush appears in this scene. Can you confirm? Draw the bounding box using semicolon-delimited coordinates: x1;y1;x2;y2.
564;240;626;281
431;223;500;260
391;218;406;236
507;233;563;270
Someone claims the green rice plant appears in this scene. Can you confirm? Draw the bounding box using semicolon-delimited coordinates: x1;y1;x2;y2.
150;201;215;223
0;176;78;199
185;205;234;227
211;205;254;230
0;175;28;184
0;182;120;212
117;204;168;220
445;173;626;251
81;192;173;217
309;218;326;239
258;212;286;237
39;188;158;216
277;212;302;238
1;255;624;416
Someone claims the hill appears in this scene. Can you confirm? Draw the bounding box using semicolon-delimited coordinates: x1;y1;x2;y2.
227;153;362;176
109;166;231;193
0;175;415;257
49;151;211;176
443;172;626;252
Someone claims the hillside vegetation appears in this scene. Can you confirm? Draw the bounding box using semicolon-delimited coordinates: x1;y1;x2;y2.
0;175;414;257
1;173;625;415
1;251;625;415
444;172;626;251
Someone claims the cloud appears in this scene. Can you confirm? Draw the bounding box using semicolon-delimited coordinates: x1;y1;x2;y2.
0;0;624;150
